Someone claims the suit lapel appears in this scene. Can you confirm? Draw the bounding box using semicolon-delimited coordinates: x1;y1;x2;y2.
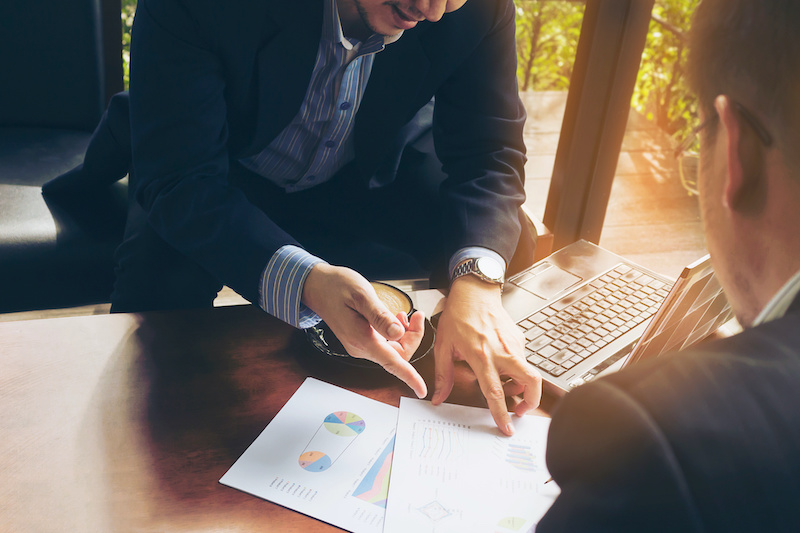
354;30;431;177
241;0;324;157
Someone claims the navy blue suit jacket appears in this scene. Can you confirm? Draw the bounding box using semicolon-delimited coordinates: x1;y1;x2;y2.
128;0;526;303
538;295;800;532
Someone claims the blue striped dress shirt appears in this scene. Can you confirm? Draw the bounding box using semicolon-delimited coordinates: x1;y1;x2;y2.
254;0;506;329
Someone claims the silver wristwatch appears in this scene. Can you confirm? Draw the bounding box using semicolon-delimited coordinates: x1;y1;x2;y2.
452;256;505;288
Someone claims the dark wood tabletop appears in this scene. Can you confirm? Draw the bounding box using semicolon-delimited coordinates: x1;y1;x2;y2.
0;304;552;532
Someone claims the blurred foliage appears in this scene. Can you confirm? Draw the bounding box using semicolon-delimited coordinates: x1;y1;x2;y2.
634;0;701;142
516;0;700;142
515;0;584;92
120;0;699;140
122;0;136;88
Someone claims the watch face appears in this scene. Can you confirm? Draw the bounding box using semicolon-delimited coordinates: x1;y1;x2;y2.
476;256;504;281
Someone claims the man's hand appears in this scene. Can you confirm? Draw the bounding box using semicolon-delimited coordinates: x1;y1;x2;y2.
433;275;542;435
302;264;427;398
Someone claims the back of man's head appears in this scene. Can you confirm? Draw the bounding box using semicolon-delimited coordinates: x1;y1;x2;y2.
687;0;800;170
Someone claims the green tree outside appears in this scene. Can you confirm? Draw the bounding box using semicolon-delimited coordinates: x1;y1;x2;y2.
121;0;136;88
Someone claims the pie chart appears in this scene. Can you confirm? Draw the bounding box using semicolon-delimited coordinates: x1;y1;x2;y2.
323;411;366;436
298;451;332;472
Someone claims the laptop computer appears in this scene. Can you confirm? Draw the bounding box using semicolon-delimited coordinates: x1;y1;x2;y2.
503;240;735;395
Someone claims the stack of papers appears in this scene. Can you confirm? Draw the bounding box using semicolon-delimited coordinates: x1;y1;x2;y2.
220;378;559;532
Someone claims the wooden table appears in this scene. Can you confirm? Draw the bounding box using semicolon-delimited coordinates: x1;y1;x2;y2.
0;304;552;532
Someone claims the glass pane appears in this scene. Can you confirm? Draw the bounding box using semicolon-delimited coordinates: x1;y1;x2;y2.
597;0;705;279
517;0;586;224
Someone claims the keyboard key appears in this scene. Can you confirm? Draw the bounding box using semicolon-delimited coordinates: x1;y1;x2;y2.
526;336;550;352
538;345;558;358
584;320;601;330
526;353;545;366
577;338;593;349
524;327;546;341
621;270;640;282
518;319;534;330
574;301;591;312
550;366;566;377
553;324;573;336
562;360;576;369
538;361;556;372
530;312;549;324
556;310;572;321
586;332;601;343
541;319;559;329
551;339;568;351
561;334;578;345
550;349;574;364
597;325;613;336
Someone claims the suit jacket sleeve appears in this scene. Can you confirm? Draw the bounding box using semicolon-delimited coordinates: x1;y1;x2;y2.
536;380;704;533
433;0;527;264
128;0;298;304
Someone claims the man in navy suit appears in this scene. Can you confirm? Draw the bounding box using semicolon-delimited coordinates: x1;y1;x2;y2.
117;0;542;433
536;1;800;530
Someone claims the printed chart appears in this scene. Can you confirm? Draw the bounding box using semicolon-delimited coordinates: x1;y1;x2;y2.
352;434;395;508
298;411;366;472
219;378;399;533
383;399;559;533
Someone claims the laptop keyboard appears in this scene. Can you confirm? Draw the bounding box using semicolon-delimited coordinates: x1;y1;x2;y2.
517;264;670;379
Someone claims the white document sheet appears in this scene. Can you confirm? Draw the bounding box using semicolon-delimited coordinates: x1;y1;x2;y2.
220;378;399;533
384;398;559;533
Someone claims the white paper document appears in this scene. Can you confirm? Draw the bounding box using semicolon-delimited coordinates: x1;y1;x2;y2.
220;378;399;533
384;398;559;533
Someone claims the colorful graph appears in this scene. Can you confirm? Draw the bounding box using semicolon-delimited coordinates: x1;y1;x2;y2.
415;422;467;461
324;411;366;436
505;443;537;472
298;411;366;473
353;436;395;508
298;451;332;472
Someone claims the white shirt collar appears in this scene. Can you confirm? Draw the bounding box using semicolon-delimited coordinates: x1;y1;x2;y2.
329;0;403;50
751;268;800;326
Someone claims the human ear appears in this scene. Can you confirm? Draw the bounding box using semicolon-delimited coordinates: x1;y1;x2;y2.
715;95;767;213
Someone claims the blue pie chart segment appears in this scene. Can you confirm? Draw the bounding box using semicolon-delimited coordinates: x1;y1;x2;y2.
298;451;332;472
324;411;366;436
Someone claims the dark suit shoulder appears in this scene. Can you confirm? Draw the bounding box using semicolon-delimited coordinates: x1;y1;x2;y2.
542;310;800;532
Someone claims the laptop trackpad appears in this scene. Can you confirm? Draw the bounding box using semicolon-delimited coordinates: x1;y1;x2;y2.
514;263;582;299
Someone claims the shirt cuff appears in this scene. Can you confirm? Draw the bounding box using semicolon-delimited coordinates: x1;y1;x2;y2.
448;247;507;282
259;245;327;329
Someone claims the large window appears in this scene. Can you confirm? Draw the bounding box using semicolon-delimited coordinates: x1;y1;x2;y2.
517;0;705;278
